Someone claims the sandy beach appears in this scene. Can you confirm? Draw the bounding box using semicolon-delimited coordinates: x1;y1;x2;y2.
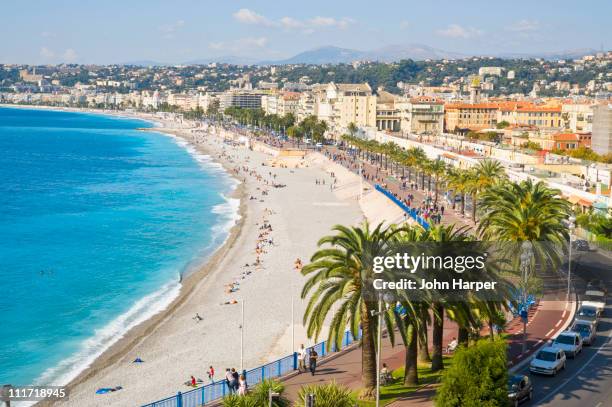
5;109;404;407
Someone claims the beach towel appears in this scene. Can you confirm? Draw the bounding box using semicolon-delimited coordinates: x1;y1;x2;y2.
133;357;144;363
96;386;122;394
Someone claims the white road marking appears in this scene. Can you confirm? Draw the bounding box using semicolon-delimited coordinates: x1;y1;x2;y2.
534;325;612;405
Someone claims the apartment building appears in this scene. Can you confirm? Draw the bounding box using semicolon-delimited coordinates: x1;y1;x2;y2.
399;96;445;135
562;103;594;133
219;90;263;110
262;92;300;116
592;104;612;154
329;83;377;132
444;103;499;132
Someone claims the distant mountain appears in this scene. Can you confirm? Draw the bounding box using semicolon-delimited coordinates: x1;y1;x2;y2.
120;46;601;67
364;43;467;62
260;46;367;65
120;60;169;67
496;48;600;60
255;44;600;65
257;44;474;65
185;55;260;66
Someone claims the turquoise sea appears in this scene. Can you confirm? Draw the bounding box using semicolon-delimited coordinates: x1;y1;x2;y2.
0;107;238;386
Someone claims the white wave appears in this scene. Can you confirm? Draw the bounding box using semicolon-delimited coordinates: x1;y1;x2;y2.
34;281;181;386
210;195;241;246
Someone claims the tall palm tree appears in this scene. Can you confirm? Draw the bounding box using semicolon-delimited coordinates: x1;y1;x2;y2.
477;178;571;253
301;222;400;400
427;159;447;204
424;224;473;371
446;169;471;216
468;159;507;223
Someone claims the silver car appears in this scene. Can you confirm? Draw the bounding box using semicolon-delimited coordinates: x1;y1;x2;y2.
552;331;583;358
572;322;596;345
529;347;566;376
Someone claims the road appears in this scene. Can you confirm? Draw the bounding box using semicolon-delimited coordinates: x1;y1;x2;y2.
519;249;612;407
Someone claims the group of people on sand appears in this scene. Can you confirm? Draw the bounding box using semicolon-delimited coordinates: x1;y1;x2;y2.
221;210;275;306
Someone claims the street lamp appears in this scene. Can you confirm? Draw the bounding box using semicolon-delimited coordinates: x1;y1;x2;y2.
372;292;394;407
568;216;576;302
520;241;533;354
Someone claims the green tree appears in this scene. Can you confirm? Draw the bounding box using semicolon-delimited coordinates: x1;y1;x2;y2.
435;339;508;407
301;222;400;399
468;159;507;223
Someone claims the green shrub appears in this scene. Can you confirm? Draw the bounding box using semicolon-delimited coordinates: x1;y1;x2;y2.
295;381;355;407
222;394;258;407
249;379;289;407
435;339;508;407
221;379;288;407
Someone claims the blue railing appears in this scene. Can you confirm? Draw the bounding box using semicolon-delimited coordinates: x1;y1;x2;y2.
142;330;360;407
375;184;430;229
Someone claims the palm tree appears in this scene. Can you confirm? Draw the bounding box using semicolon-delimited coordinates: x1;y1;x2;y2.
301;222;400;400
427;159;447;204
468;159;507;223
477;178;571;248
347;122;358;138
446;169;471;216
425;224;473;371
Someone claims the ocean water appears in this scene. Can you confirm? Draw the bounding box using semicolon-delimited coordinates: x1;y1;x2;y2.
0;107;238;386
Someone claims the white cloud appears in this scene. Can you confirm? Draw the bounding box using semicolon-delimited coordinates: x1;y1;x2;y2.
309;16;353;29
232;9;354;32
506;19;539;32
158;20;185;39
62;48;78;62
242;37;268;47
233;8;273;26
280;17;304;29
436;24;482;39
208;37;268;52
40;47;55;59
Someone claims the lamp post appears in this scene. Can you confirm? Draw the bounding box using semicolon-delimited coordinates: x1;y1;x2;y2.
520;241;533;354
568;216;576;302
372;292;394;407
240;300;245;371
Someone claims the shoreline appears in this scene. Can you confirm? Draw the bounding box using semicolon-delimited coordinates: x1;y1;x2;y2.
3;104;404;406
0;105;248;402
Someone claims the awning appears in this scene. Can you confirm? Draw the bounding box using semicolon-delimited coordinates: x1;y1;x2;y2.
567;195;581;204
577;198;593;207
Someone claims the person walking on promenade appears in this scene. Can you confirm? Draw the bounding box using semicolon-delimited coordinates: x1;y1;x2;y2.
297;344;308;372
231;368;240;393
309;348;318;376
225;368;235;394
207;365;215;383
238;374;247;396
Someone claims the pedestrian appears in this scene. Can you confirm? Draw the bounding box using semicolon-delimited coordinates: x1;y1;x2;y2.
309;348;318;376
231;368;240;393
238;374;247;396
297;344;308;372
207;365;215;383
225;368;234;394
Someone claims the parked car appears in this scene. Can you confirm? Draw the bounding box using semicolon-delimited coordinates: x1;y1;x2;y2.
508;375;533;406
575;305;600;328
315;142;323;148
529;347;566;376
552;331;583;358
572;321;596;345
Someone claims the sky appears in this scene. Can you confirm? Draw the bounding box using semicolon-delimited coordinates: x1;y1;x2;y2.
1;0;610;64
